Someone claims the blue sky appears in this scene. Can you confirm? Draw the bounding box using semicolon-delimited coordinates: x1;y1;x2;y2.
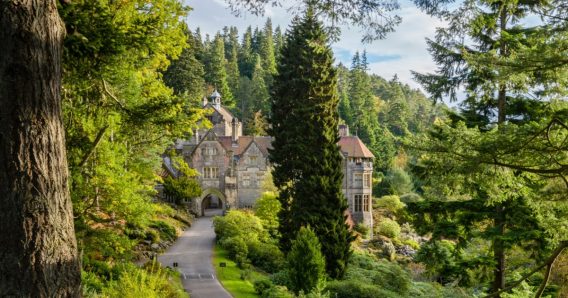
184;0;445;91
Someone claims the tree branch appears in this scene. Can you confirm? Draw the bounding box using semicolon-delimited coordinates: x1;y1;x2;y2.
484;241;568;298
78;126;108;169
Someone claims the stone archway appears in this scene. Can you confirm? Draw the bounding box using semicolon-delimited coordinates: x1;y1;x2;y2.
199;188;226;216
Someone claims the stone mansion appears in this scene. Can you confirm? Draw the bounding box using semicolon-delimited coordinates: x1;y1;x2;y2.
161;91;375;227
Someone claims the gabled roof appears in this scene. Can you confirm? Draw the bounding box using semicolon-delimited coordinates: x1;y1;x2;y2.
338;136;375;158
204;103;234;124
218;136;273;157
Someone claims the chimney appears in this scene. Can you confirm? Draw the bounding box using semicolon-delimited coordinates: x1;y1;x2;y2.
232;118;238;143
202;96;208;107
339;124;349;137
194;129;200;144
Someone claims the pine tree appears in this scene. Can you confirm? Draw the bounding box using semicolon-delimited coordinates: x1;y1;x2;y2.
205;33;234;106
270;8;354;279
273;25;284;60
163;26;206;103
239;26;255;79
260;18;277;77
225;27;240;95
287;227;326;294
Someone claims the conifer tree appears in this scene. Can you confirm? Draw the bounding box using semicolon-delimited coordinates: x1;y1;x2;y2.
287;227;327;294
273;25;284;60
205;33;234;106
270;8;354;279
163;26;206;103
260;18;277;77
410;0;566;295
239;26;255;78
225;27;240;95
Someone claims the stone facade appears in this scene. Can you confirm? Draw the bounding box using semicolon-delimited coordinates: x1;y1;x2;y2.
162;91;374;227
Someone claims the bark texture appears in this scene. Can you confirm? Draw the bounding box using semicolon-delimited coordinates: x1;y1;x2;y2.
0;1;81;296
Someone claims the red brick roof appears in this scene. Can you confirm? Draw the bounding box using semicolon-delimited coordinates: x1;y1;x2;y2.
338;136;375;158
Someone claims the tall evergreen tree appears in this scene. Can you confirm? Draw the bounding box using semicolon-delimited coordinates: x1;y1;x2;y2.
410;0;566;295
205;33;234;106
260;18;277;77
163;26;206;103
287;227;327;294
239;26;255;79
225;27;240;95
273;25;284;60
270;8;354;279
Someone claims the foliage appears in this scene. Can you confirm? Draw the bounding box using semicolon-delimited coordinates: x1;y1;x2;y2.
162;176;201;204
374;195;405;215
269;8;354;279
83;262;187;298
213;210;266;242
287;227;327;295
325;280;401;298
247;241;285;273
377;218;401;239
253;192;281;238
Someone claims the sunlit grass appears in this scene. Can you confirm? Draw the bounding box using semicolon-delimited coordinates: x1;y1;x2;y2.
213;245;266;298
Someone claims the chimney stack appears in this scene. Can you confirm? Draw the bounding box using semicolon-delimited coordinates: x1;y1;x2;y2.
339;124;350;137
232;118;238;143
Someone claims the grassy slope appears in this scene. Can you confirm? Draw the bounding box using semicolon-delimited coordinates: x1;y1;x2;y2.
213;245;266;298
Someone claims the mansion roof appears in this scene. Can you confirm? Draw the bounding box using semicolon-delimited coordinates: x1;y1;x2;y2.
338;136;375;158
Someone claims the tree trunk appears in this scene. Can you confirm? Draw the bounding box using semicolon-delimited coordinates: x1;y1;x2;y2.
0;1;81;297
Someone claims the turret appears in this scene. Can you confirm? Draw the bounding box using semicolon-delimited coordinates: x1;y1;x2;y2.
210;90;221;110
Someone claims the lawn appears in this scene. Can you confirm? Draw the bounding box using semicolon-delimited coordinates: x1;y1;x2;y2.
213;245;267;298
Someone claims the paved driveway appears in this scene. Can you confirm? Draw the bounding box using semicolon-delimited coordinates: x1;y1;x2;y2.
158;209;231;298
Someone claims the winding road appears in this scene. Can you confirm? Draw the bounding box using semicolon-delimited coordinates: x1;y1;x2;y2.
158;209;231;298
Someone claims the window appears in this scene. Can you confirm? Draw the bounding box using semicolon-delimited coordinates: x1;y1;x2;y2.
249;155;257;164
353;173;363;187
203;167;219;179
242;175;250;187
354;194;370;212
203;147;217;156
364;173;371;188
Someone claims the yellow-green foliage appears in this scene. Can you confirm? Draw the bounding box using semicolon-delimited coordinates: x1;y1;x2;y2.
213;245;266;298
377;218;401;239
83;262;187;298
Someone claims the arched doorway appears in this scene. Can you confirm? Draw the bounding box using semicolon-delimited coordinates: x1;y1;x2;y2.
199;189;226;217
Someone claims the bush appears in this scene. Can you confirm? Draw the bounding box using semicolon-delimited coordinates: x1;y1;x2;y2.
163;176;201;204
375;195;405;214
270;269;292;289
353;223;370;238
254;279;274;295
213;210;265;242
345;252;411;295
253;192;281;237
220;236;249;268
248;241;285;273
326;280;401;298
377;218;401;239
149;220;176;241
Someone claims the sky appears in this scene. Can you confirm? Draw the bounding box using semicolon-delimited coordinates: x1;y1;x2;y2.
184;0;446;91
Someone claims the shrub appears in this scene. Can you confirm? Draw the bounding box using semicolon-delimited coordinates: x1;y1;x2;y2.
253;192;281;237
287;227;326;295
163;176;201;204
326;280;400;298
149;220;176;241
213;210;265;242
345;252;411;295
220;236;249;267
254;279;274;295
248;241;285;273
375;195;405;214
271;269;292;289
263;286;295;298
377;218;401;239
353;223;370;238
